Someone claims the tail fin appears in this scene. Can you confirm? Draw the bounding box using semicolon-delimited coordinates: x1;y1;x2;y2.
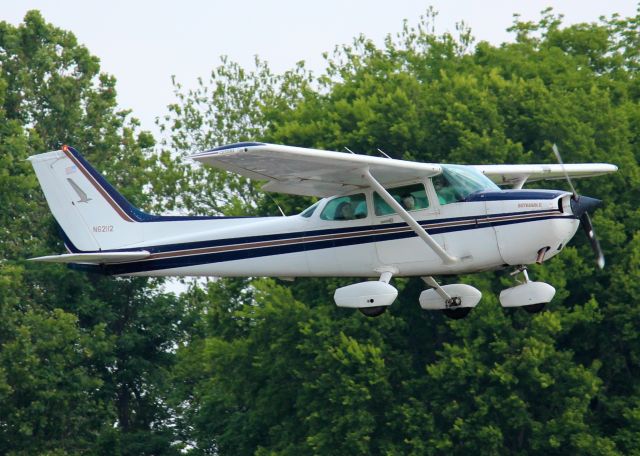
29;145;148;252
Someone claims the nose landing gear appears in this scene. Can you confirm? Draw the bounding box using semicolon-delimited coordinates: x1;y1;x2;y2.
500;266;556;313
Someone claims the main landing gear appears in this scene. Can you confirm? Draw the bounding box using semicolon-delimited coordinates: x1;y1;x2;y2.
333;269;398;318
334;272;482;319
499;266;556;313
419;276;482;319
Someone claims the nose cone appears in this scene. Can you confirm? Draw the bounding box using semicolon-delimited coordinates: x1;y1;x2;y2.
570;195;602;218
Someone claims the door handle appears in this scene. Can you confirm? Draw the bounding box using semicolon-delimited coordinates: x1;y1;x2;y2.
380;217;394;224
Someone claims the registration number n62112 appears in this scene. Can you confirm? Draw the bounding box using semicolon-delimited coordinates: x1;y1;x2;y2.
93;225;114;233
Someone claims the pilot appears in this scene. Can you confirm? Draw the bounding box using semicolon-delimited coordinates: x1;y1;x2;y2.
432;176;455;204
401;194;416;210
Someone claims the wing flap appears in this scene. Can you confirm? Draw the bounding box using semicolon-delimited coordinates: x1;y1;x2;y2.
30;251;151;264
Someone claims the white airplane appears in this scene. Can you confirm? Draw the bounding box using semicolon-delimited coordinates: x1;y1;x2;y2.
28;143;617;318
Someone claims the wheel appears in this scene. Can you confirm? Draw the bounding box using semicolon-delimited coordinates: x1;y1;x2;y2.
523;303;546;314
359;306;387;317
442;307;471;320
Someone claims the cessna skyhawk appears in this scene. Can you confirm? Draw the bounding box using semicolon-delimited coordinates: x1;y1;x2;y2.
28;143;617;318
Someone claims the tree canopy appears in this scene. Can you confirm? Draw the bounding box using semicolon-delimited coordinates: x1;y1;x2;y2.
1;7;640;455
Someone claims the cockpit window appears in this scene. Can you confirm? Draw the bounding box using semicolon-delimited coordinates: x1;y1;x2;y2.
300;201;319;218
373;183;429;216
320;193;368;221
433;165;500;205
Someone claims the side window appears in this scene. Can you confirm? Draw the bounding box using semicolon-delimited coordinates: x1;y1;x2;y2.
432;173;463;205
320;193;368;221
373;183;429;216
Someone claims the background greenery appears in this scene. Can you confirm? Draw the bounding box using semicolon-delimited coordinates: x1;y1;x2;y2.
1;7;639;455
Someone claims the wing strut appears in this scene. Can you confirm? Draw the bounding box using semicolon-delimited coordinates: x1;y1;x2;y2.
362;168;458;265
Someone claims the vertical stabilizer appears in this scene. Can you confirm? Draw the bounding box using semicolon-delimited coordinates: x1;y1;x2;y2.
28;146;144;251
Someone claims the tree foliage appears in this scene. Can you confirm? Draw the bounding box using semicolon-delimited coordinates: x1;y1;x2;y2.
0;11;187;455
2;7;640;456
164;8;640;456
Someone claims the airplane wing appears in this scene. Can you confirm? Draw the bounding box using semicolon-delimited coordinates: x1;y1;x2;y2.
472;163;618;186
191;142;617;195
190;142;441;197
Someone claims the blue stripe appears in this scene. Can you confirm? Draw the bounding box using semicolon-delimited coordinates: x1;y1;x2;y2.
73;212;572;275
68;208;557;255
57;223;80;253
465;189;565;201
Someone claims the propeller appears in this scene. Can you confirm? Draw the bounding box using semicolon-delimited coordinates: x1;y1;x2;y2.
552;144;605;269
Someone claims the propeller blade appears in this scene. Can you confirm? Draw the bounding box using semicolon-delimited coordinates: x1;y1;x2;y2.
580;212;605;269
552;145;605;268
552;143;578;200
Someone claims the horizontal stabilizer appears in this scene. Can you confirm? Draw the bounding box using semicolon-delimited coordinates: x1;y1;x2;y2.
29;251;150;264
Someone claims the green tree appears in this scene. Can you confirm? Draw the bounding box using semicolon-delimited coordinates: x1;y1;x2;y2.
0;11;187;455
4;6;640;456
168;8;640;455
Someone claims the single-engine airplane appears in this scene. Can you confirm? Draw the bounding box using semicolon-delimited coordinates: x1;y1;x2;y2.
29;142;617;318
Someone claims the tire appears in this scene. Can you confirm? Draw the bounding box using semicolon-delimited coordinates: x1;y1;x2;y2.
523;303;546;314
442;307;471;319
359;306;387;317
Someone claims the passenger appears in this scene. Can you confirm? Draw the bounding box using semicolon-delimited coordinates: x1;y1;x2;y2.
401;194;415;210
335;201;354;220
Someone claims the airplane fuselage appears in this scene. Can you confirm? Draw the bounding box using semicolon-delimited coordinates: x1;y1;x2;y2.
83;188;578;278
28;143;614;317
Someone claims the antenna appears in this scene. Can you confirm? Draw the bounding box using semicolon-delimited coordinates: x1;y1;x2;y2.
266;193;286;217
344;147;355;154
377;148;391;159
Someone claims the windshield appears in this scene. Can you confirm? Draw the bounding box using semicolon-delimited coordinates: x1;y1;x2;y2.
300;201;320;218
433;165;500;205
